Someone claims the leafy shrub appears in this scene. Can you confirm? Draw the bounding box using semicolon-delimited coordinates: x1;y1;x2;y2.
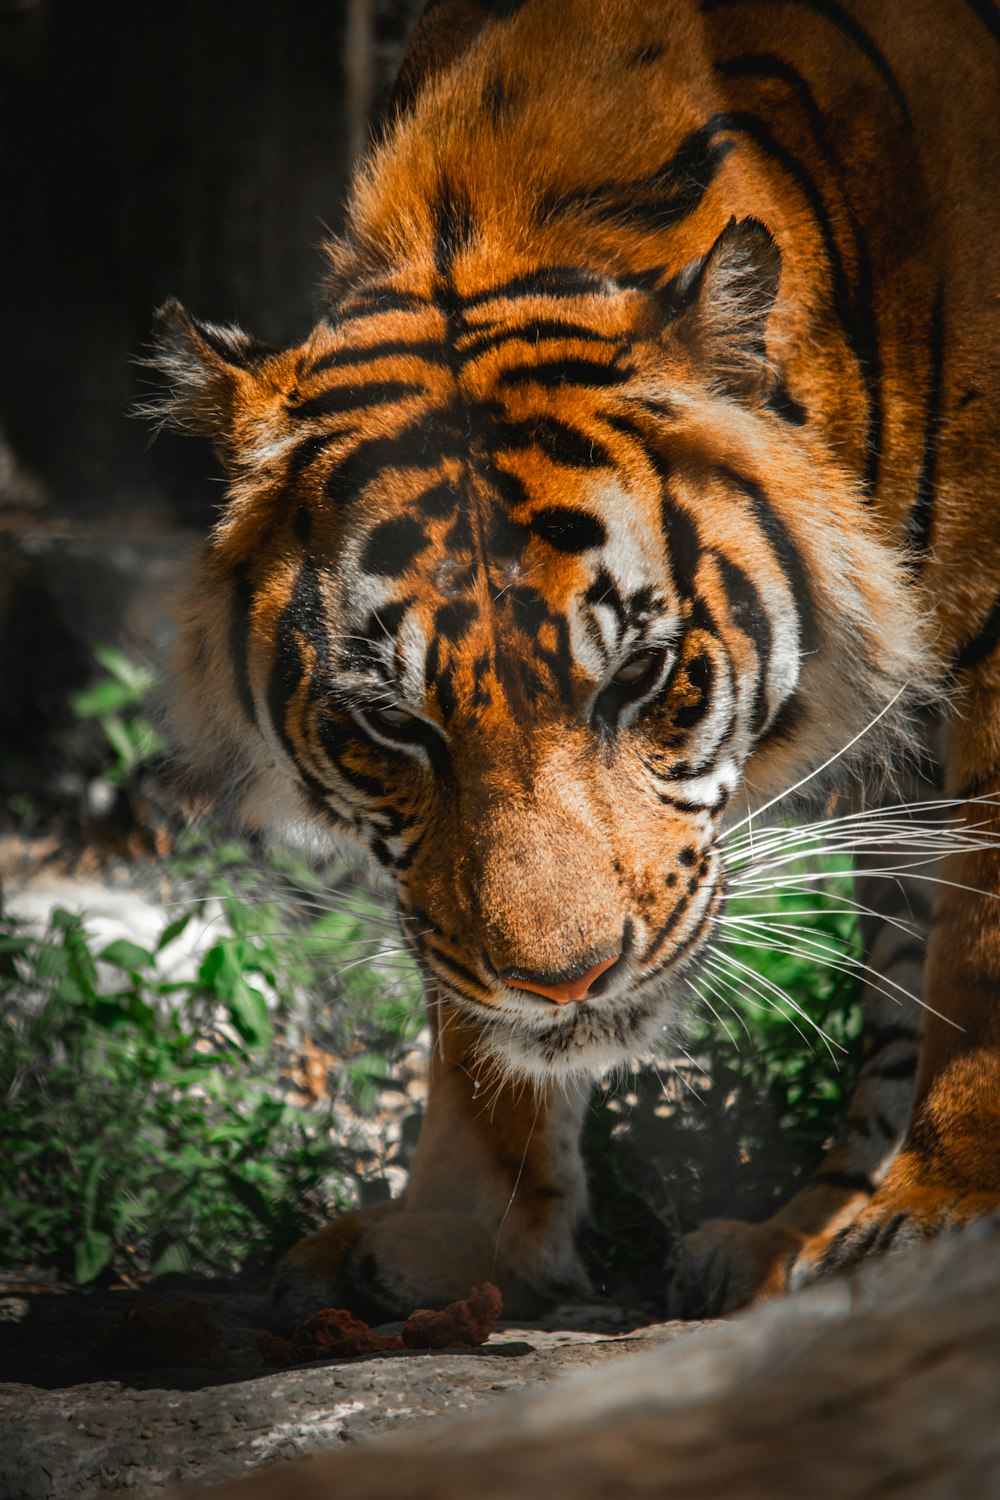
68;644;164;785
0;895;421;1284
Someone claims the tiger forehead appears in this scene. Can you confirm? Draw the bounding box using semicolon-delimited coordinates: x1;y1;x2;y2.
309;268;643;374
336;516;676;728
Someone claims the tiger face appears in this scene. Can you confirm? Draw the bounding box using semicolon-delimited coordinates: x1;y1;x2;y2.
155;219;929;1082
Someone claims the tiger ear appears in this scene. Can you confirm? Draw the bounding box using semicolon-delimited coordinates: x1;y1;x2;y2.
146;299;277;450
668;217;781;403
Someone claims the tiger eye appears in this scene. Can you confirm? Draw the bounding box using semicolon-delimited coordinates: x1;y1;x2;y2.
371;705;417;728
612;650;659;685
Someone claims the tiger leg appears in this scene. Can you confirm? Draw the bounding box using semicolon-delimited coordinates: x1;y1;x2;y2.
797;845;1000;1272
788;669;1000;1281
680;774;941;1313
273;1001;590;1327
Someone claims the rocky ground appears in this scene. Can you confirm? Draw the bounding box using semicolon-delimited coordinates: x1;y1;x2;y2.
195;1216;1000;1500
3;1221;1000;1500
0;1274;703;1498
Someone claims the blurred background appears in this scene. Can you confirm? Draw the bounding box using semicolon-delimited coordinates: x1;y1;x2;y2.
1;0;425;769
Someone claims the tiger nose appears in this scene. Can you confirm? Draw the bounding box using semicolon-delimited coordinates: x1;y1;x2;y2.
501;953;621;1006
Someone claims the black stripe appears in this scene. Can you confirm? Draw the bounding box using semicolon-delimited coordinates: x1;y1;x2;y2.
722;470;818;654
459;267;614;309
360;514;430;578
656;782;731;816
497;357;629;389
434;181;475;279
482;71;515;127
646;895;690;960
951;591;1000;676
811;1170;875;1196
317;724;388;801
715;53;875;453
866;1022;920;1050
229;569;257;727
309;339;447;376
266;562;336;813
495;414;614;469
711;550;772;736
702;0;911;127
964;0;1000;44
661;495;703;600
767;379;808;425
326;425;452;506
370;838;397;870
648;886;723;971
286;433;334;485
904;281;946;568
705;110;882;493
457;319;614;361
539;122;735;237
425;943;488;996
364;706;450;785
417;480;458;519
882;941;927;970
602;413;703;598
873;1210;910;1253
475;0;529;16
718;51;829;144
754;690;803;748
292;380;426;420
337;287;431;317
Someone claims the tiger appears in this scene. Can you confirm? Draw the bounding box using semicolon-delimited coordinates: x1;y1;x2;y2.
150;0;1000;1322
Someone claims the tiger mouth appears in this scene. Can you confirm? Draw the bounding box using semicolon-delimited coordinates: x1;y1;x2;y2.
461;978;693;1079
426;924;716;1078
409;872;721;1074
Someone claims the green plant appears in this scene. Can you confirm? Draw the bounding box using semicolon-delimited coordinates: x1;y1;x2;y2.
0;902;412;1284
68;644;164;784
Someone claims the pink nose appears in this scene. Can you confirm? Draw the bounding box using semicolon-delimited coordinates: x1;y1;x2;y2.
504;954;620;1006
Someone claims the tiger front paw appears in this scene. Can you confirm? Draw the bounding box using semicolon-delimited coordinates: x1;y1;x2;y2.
790;1184;1000;1288
271;1203;532;1331
671;1217;814;1315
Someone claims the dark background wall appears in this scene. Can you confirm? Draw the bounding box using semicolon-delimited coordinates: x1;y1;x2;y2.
0;0;423;524
0;0;424;782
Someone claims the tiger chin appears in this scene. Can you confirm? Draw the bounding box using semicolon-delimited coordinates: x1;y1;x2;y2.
149;0;1000;1327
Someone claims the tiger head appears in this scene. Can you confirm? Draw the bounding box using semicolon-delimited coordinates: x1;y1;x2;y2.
153;214;931;1081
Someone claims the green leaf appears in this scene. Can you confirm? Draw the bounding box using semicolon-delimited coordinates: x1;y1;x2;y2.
82;1152;104;1230
75;1229;113;1283
155;913;193;952
92;645;156;696
226;977;272;1048
150;1241;191;1279
98;939;155;971
33;942;68;980
223;1170;280;1231
128;715;165;760
0;934;35;956
49;907;81;932
69;679;136;719
101;713;139;772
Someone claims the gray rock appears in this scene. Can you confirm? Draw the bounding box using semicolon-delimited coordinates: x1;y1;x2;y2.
4;1223;1000;1500
0;1296;699;1499
194;1218;1000;1500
